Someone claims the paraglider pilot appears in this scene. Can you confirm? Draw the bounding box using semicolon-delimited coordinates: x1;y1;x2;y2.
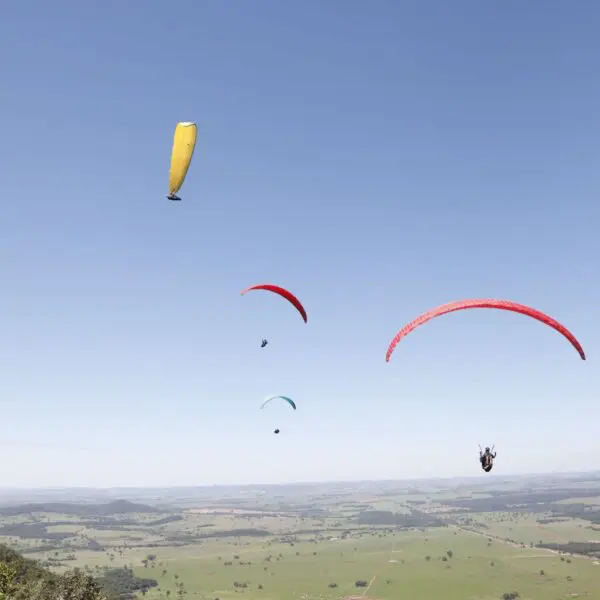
261;338;268;348
479;446;496;472
273;428;280;434
167;193;182;201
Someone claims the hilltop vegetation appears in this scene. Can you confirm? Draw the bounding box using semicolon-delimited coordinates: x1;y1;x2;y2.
0;543;107;599
0;543;159;600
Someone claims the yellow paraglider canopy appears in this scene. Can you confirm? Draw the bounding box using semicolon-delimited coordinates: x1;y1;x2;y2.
167;122;197;201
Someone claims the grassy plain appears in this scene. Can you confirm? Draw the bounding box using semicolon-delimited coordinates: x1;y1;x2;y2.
1;477;600;600
125;525;600;600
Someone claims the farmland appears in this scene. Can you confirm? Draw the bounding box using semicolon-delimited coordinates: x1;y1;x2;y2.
1;474;600;599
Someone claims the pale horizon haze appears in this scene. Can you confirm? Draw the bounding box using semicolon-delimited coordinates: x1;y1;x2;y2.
1;1;598;488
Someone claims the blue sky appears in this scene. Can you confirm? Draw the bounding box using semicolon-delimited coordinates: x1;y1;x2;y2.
0;1;598;487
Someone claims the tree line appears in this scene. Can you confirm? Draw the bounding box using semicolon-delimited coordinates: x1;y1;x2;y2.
0;543;158;600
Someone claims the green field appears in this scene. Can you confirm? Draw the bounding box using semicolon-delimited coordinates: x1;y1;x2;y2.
2;477;600;599
123;526;600;600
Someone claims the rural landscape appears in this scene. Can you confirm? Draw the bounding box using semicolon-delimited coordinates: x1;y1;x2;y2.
1;474;600;599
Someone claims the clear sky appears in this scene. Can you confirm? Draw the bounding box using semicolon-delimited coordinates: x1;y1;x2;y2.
1;1;598;488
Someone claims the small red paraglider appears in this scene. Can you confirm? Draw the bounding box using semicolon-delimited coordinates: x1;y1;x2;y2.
241;284;307;323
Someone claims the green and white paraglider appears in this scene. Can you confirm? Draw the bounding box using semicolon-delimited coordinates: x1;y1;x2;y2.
260;395;296;434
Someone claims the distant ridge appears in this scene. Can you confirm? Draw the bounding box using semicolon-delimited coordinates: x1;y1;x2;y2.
0;499;162;517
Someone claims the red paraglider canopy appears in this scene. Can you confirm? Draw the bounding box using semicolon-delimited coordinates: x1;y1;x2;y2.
240;284;308;323
386;298;585;362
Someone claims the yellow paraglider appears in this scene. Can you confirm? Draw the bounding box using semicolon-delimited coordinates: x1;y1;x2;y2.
167;122;197;201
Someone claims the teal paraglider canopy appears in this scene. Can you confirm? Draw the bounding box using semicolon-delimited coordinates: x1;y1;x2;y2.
260;395;297;410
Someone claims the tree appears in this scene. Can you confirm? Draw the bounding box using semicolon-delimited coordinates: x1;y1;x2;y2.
23;571;109;600
0;562;18;599
0;544;108;600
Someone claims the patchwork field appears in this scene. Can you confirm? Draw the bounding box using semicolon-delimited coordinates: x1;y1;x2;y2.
1;476;600;599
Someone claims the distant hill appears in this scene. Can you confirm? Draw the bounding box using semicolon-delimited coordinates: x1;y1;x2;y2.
0;499;162;517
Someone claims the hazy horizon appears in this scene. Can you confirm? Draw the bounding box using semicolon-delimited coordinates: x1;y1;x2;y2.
1;469;599;494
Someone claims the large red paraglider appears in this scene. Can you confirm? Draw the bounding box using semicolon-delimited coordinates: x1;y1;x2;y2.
241;284;307;323
386;299;585;362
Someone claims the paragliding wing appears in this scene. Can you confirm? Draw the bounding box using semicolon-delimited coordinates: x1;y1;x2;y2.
241;284;307;323
168;122;197;197
260;396;297;410
385;299;586;362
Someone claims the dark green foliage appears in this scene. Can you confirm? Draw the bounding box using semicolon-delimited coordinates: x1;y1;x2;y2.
0;544;109;599
357;510;443;528
96;567;158;599
537;541;600;556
